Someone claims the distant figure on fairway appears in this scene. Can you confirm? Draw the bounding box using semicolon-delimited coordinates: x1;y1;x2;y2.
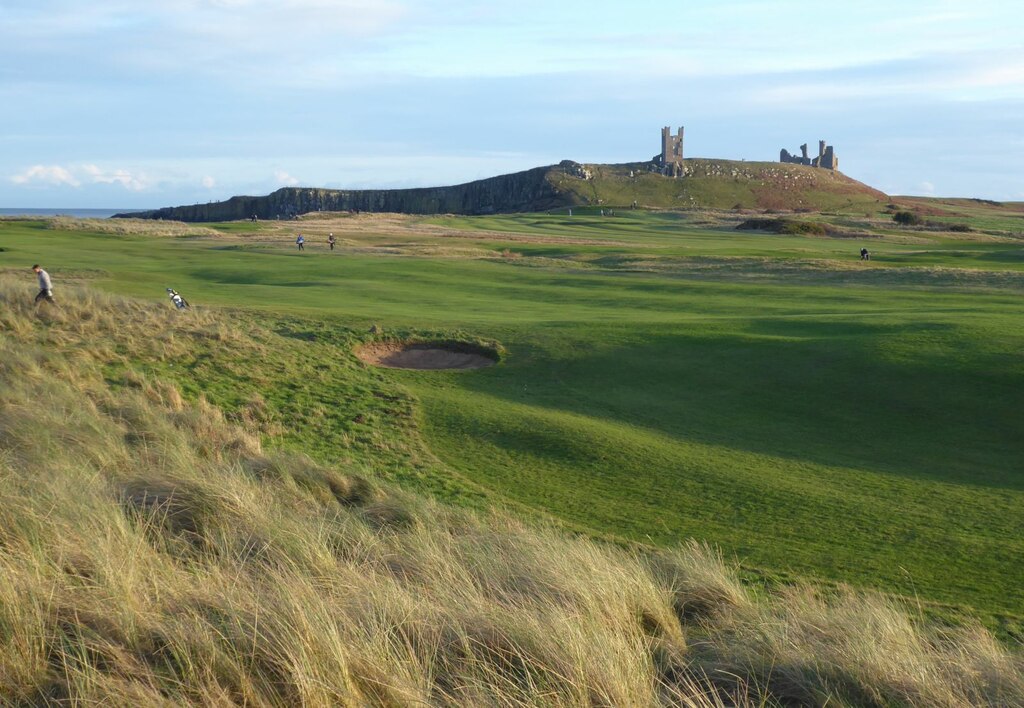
328;233;336;251
296;234;305;251
166;288;189;310
31;265;54;304
860;247;870;261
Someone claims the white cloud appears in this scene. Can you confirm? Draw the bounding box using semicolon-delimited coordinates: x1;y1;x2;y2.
2;0;412;90
81;164;150;191
10;165;81;187
9;163;154;191
274;170;300;186
919;181;936;194
954;60;1024;90
8;0;408;39
201;175;216;188
744;48;1024;110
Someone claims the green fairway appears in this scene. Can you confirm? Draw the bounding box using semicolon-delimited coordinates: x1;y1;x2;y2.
2;210;1022;627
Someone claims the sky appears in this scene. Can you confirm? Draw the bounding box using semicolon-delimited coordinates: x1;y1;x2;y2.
2;0;1023;208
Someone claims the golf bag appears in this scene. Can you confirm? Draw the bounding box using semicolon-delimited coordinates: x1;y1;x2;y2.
166;288;189;310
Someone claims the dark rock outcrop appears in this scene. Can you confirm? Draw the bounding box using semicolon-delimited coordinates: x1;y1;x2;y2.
117;163;576;222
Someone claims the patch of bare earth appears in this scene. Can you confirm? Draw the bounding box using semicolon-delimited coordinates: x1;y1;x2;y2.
356;342;495;370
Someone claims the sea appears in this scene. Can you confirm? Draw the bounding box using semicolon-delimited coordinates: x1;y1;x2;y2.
0;208;149;219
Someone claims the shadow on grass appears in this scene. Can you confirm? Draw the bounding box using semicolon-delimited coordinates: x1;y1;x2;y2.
450;319;1024;491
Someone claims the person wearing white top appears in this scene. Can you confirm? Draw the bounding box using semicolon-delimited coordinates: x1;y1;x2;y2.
32;265;54;304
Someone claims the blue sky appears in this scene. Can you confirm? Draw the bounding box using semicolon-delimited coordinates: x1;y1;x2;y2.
2;0;1022;207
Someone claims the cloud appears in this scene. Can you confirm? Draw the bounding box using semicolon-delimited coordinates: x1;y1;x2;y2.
1;0;412;91
9;163;153;191
919;181;936;194
8;0;408;39
81;164;150;191
954;59;1024;91
274;170;299;186
741;48;1024;110
5;0;1020;94
10;165;81;187
201;175;216;188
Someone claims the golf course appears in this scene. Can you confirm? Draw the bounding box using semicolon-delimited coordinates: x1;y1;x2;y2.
9;0;1024;699
3;201;1021;635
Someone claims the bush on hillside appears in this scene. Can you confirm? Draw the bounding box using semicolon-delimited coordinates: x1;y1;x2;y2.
892;211;922;226
736;218;828;236
779;220;827;236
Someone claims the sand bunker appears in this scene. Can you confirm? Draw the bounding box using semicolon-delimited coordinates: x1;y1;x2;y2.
356;341;496;370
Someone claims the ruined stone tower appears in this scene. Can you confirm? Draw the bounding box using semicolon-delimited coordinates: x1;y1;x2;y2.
814;140;838;170
780;139;838;170
660;126;685;177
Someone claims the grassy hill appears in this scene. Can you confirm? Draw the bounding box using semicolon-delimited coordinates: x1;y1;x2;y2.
548;160;888;212
2;278;1021;706
2;204;1023;703
121;159;888;222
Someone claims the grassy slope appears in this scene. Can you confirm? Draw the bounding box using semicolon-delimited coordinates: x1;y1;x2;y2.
1;210;1023;635
403;286;1024;619
3;282;1021;705
547;160;888;212
893;196;1024;233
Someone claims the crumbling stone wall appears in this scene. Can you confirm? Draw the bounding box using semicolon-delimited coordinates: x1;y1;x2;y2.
781;139;838;170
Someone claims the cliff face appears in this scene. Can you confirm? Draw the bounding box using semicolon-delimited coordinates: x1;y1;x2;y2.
118;159;888;222
119;164;570;222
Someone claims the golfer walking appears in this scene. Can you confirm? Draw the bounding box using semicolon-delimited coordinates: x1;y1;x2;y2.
32;265;54;304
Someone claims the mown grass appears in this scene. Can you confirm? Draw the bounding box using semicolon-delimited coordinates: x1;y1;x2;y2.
1;278;1021;705
1;209;1022;638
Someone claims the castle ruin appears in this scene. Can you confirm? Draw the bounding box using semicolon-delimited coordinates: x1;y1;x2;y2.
780;140;838;170
657;126;685;177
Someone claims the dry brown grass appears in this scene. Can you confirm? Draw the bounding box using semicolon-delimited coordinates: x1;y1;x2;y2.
26;212;623;250
593;255;1024;290
0;276;1020;706
273;212;632;246
45;216;225;238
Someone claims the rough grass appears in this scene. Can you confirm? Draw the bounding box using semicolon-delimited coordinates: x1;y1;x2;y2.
0;277;1021;705
5;213;1024;632
547;160;887;213
45;216;226;238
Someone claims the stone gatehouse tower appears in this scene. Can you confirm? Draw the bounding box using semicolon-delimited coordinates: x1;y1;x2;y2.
659;126;685;177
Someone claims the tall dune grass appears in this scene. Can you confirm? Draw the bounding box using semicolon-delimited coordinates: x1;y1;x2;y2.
0;276;1020;706
46;216;225;238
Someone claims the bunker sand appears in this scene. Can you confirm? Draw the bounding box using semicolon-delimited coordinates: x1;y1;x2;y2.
356;342;495;370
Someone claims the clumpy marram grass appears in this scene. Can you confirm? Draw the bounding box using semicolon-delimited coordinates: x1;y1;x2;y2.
46;216;225;238
0;276;1020;706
